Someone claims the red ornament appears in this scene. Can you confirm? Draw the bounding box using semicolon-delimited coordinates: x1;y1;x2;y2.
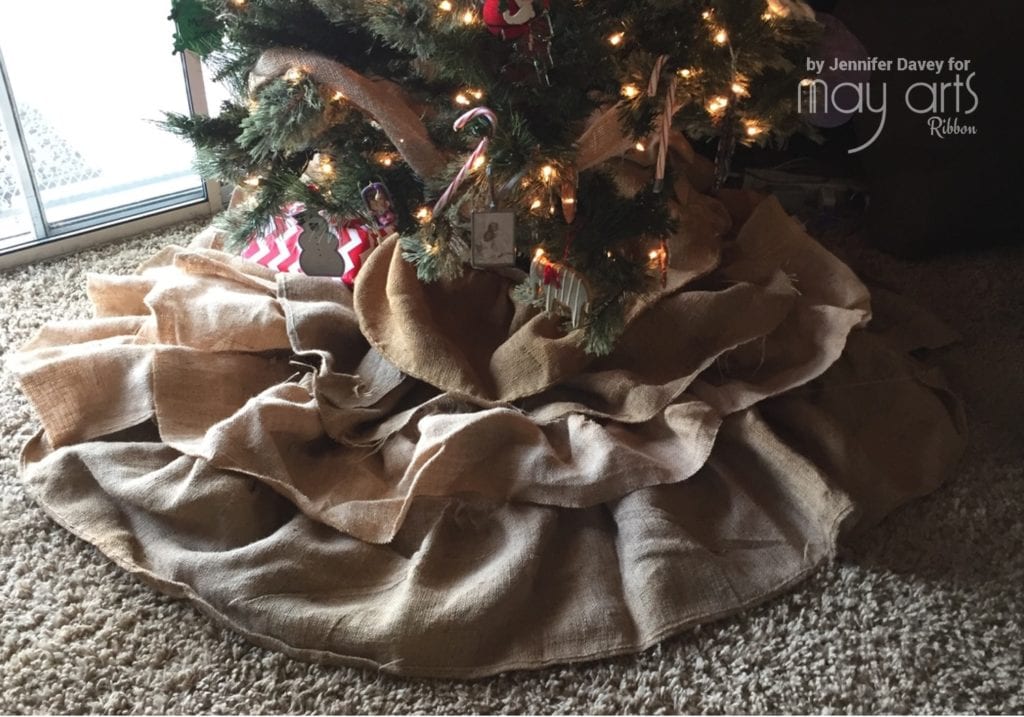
483;0;550;40
542;261;562;288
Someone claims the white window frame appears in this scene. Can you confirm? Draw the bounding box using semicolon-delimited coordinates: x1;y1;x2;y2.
0;49;221;270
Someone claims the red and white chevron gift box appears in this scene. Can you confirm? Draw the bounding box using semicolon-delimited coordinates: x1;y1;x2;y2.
240;203;376;287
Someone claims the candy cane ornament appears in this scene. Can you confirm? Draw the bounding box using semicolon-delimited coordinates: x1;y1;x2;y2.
647;55;677;193
432;107;499;217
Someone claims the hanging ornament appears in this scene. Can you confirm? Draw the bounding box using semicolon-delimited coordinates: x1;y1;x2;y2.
168;0;224;56
360;181;399;236
410;107;501;272
471;211;516;267
482;0;547;38
432;107;498;217
646;55;678;193
483;0;555;84
471;164;517;268
525;249;591;328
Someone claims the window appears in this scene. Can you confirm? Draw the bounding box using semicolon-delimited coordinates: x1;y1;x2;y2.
0;118;32;244
0;1;220;266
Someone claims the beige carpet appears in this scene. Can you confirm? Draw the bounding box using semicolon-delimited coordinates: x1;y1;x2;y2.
0;220;1020;714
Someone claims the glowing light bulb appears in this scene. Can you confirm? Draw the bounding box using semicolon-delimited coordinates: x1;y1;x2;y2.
379;155;394;167
530;199;543;210
230;0;246;7
438;0;453;10
800;77;815;87
678;68;693;78
415;206;433;223
534;247;546;259
471;155;486;171
455;93;471;106
648;250;660;260
701;10;712;20
621;84;641;99
243;175;261;187
469;88;484;100
540;165;556;182
731;82;748;96
713;29;728;45
707;96;729;113
634;142;646;152
608;32;624;46
331;90;346;101
745;122;764;137
461;9;475;24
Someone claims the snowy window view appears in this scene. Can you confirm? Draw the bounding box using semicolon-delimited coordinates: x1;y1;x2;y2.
0;121;31;242
0;0;204;246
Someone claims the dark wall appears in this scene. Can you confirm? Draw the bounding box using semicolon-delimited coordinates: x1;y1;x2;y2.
831;0;1020;256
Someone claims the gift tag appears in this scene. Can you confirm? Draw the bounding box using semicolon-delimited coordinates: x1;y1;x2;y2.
297;212;347;277
471;211;516;268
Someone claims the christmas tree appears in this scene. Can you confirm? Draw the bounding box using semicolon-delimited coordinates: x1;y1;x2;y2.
9;1;970;680
165;0;819;354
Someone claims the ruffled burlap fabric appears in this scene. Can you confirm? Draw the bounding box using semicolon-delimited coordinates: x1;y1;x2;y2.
10;195;965;678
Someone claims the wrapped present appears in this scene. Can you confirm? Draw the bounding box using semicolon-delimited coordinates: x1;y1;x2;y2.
240;203;376;287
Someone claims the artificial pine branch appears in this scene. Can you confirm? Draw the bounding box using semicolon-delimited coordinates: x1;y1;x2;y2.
237;77;326;161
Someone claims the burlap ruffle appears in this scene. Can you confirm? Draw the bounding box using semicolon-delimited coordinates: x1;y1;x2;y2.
10;197;965;678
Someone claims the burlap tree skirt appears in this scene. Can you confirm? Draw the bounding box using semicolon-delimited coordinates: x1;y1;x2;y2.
10;196;965;678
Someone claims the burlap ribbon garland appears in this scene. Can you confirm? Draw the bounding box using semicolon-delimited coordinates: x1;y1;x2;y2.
250;48;689;185
251;48;449;179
